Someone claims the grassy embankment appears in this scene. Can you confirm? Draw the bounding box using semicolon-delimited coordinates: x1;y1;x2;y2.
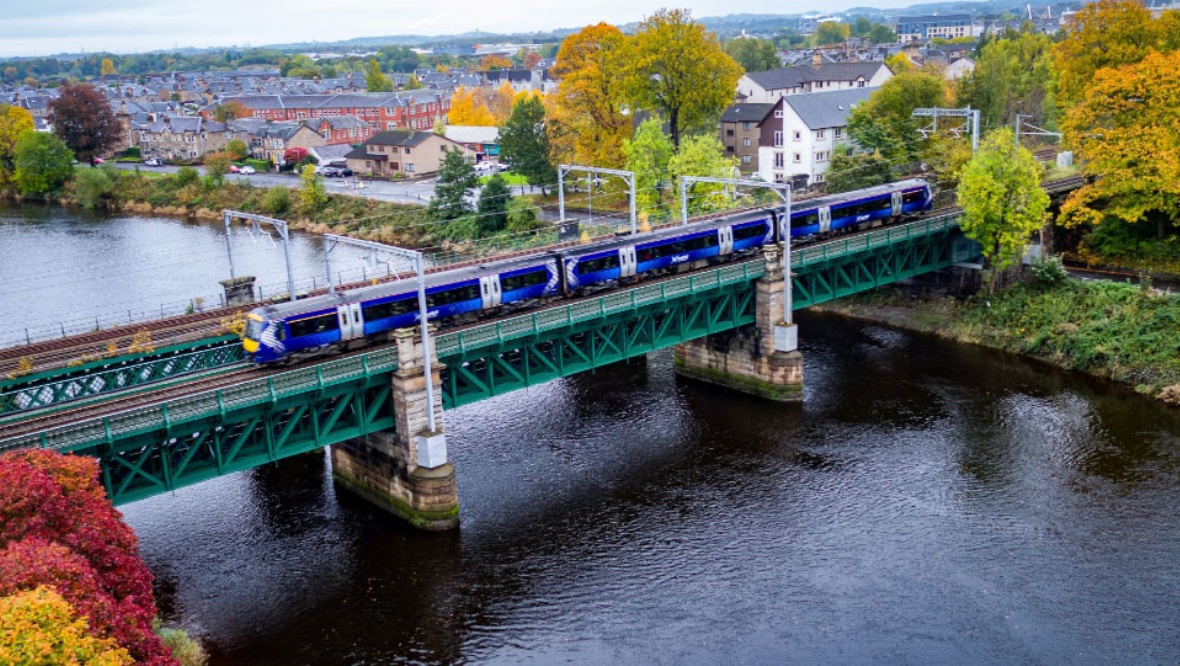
822;278;1180;405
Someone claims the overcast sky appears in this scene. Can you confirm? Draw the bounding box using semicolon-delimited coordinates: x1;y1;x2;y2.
0;0;923;58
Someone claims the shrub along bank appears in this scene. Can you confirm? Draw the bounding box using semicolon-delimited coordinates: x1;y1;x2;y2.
823;276;1180;405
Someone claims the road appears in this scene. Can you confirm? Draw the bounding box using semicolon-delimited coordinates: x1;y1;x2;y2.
113;163;545;207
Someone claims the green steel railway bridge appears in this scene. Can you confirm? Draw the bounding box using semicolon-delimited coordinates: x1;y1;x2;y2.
0;177;1083;528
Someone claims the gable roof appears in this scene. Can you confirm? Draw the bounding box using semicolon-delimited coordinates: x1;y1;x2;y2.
783;88;877;129
745;62;888;92
365;130;435;147
720;103;776;124
444;125;499;144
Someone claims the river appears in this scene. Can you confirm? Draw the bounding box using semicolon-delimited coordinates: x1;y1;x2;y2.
5;205;1180;663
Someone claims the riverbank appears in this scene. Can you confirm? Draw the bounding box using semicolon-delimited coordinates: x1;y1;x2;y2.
817;278;1180;406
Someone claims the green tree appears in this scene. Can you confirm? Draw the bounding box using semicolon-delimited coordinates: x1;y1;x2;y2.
870;24;897;44
622;117;674;216
263;186;291;215
813;21;851;46
281;54;321;79
225;138;249;162
430;149;479;221
365;59;393;93
955;29;1055;132
476;174;511;236
725;38;779;73
13;131;73;196
405;74;423;90
668;132;739;214
174;166;199;187
621;9;744;148
498;95;555;192
824;148;893;193
847;70;946;163
297;163;326;214
73;166;115;209
957;128;1050;292
851;17;874;38
204;151;232;184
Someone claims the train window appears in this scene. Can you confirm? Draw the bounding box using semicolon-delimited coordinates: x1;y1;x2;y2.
733;223;769;241
501;269;549;292
903;190;925;204
577;255;620;274
362;297;415;321
427;284;481;308
792;212;818;228
640;234;718;262
244;318;264;339
287;313;339;338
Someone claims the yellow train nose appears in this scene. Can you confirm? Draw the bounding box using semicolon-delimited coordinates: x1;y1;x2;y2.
242;338;260;353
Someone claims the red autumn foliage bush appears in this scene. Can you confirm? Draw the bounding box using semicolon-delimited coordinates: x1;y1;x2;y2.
0;449;178;665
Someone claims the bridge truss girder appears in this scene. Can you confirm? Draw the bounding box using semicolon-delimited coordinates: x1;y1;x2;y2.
91;374;396;504
792;228;977;308
438;283;757;408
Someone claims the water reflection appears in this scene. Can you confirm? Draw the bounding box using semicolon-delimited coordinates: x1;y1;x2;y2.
113;309;1180;664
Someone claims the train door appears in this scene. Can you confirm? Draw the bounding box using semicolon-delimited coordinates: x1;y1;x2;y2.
891;191;903;216
718;226;734;255
619;246;637;277
818;206;832;233
337;303;364;341
480;276;502;308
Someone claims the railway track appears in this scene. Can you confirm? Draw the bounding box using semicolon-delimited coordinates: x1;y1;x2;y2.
1;176;1085;382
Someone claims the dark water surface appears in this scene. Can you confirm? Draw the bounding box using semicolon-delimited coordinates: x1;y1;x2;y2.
121;312;1180;665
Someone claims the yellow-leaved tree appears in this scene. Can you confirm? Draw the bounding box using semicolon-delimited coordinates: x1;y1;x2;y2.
620;8;743;148
1060;49;1180;233
447;86;496;126
0;104;34;185
549;22;632;168
0;586;132;666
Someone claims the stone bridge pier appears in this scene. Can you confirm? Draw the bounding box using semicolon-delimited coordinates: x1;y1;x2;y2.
331;327;459;530
674;247;803;401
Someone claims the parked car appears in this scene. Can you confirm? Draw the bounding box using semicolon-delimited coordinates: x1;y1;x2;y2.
143;158;162;167
92;157;105;165
229;165;240;173
240;165;256;175
323;167;352;178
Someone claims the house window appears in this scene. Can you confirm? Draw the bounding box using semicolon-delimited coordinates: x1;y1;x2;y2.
816;151;828;162
857;80;866;87
773;153;784;168
742;138;751;147
834;128;843;139
814;173;825;183
793;131;801;141
727;146;735;153
386;122;396;130
322;130;330;140
774;109;784;118
742;121;752;130
742;155;752;164
405;163;415;172
726;129;734;137
793;153;802;163
350;128;357;137
405;147;411;154
440;145;447;152
816;130;825;140
773;131;783;147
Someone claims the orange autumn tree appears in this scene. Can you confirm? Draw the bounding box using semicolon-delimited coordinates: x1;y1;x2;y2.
447;86;496;126
486;81;518;124
1059;49;1180;232
479;54;512;71
549;22;632;168
1053;0;1180;107
0;586;132;666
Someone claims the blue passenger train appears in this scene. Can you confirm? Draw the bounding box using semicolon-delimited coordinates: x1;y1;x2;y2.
242;179;933;364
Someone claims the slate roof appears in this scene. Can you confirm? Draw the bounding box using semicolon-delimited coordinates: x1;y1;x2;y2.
745;62;888;91
720;103;776;124
346;146;386;160
365;130;434;147
783;88;877;129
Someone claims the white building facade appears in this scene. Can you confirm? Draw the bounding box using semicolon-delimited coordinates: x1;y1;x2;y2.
758;87;877;187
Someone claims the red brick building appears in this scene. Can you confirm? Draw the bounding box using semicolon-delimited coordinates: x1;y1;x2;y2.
204;91;448;133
